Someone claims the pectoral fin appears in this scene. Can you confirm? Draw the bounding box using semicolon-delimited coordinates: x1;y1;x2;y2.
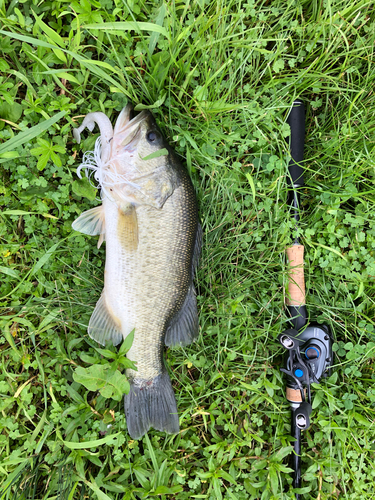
72;206;105;236
118;205;138;252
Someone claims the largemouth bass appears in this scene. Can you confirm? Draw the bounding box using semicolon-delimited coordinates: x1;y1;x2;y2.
72;106;201;439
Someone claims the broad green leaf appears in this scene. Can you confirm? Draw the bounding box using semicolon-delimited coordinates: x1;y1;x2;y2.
36;151;50;170
50;150;62;167
119;329;134;354
1;210;57;219
244;479;257;495
0;58;9;71
0;102;23;123
149;4;166;55
30;410;47;442
354;281;364;300
330;421;347;442
272;446;293;462
52;47;67;63
353;412;371;427
219;470;237;484
144;433;159;473
312;390;324;409
14;7;25;27
72;177;98;200
245;172;256;203
73;365;109;391
94;348;117;360
9;69;37;97
134;469;150;489
100;370;129;399
153;485;183;494
39;310;61;330
41;70;80;84
82;476;122;500
0;266;20;279
141;148;168;161
31;241;60;276
268;466;279;495
1;210;37;215
134;94;166;110
0;151;20;159
294;486;313;494
33;10;66;47
212;477;222;500
73;365;129;400
0;29;64;49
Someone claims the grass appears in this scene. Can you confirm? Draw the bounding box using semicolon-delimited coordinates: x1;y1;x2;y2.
1;0;375;498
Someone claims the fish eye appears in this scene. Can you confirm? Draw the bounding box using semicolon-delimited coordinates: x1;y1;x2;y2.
147;131;158;143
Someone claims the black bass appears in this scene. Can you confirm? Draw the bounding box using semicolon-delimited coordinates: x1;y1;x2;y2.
72;106;201;439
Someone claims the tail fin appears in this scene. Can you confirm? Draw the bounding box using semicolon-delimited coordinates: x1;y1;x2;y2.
124;372;179;439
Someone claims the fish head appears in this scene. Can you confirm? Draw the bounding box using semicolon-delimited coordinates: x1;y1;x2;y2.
103;105;178;209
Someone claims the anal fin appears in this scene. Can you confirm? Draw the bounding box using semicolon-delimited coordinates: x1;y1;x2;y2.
88;293;123;346
165;283;199;347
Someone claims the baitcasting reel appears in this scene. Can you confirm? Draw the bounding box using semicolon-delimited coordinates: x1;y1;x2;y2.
279;324;333;430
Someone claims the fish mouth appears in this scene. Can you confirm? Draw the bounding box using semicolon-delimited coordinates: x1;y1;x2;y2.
112;105;149;153
75;105;155;203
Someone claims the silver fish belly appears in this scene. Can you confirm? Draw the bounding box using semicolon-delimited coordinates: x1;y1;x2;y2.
72;106;201;439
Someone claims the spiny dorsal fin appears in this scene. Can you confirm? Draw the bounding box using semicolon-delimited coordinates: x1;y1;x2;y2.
72;205;105;237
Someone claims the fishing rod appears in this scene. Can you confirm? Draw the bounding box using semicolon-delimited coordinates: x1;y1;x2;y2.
278;101;333;497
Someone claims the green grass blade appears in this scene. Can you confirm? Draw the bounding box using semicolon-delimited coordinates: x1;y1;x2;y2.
0;111;66;155
62;432;122;449
83;22;170;40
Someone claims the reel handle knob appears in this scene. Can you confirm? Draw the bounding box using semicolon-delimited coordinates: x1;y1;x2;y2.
294;402;312;430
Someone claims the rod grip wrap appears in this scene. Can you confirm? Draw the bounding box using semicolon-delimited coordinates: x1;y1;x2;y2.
286;100;305;186
286;245;305;307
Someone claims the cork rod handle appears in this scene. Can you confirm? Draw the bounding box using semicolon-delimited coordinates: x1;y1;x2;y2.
286;245;305;307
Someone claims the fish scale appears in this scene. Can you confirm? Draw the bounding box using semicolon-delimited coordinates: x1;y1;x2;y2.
128;177;198;381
